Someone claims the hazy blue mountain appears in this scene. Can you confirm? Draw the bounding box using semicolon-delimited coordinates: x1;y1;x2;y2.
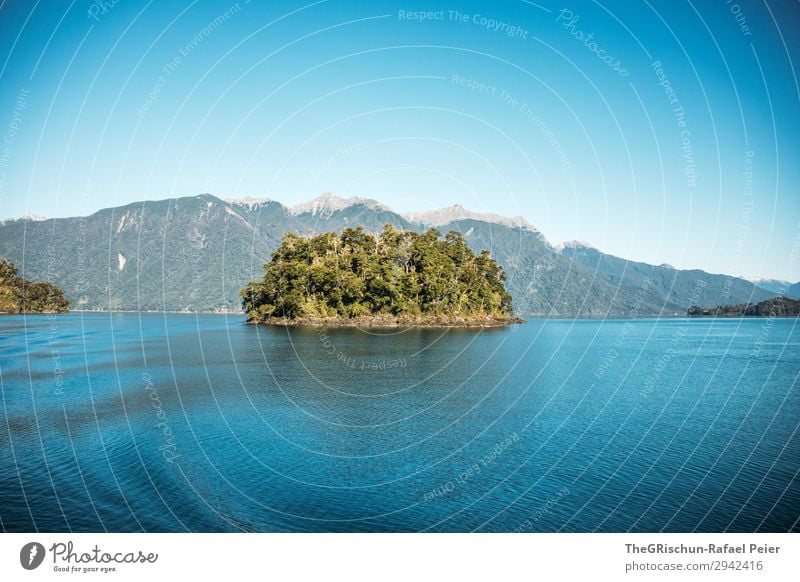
788;281;800;299
743;277;793;296
745;277;800;299
0;193;783;315
436;219;670;316
557;241;775;311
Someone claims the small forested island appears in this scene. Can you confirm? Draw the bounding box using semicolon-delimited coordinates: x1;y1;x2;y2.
687;296;800;318
241;225;522;327
0;258;69;314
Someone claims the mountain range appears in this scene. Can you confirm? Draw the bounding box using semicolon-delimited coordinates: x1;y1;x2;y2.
0;193;794;316
743;277;799;297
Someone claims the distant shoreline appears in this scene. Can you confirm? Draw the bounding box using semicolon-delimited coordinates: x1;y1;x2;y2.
5;310;795;322
688;314;799;319
687;296;800;318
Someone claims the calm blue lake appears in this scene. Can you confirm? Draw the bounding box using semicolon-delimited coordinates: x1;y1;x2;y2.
1;313;798;532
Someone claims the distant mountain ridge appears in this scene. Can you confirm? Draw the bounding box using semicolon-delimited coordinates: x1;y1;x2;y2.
403;204;537;232
286;192;389;217
0;193;786;315
743;277;799;298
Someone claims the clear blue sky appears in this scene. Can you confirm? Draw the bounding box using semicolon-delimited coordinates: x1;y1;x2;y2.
0;0;798;280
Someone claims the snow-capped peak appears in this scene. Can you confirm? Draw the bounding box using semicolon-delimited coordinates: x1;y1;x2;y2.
555;240;595;252
289;193;387;216
1;213;48;224
225;196;273;208
403;204;537;232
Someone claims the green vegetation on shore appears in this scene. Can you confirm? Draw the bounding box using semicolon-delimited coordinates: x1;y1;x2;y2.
241;225;517;325
0;258;69;313
687;296;800;317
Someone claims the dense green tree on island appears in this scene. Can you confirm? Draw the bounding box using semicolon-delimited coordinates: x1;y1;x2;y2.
241;225;514;322
0;258;70;313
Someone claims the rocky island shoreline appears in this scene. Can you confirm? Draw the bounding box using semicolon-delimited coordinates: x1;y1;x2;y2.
249;315;525;328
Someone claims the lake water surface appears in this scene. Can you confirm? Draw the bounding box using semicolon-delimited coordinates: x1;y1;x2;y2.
1;313;798;532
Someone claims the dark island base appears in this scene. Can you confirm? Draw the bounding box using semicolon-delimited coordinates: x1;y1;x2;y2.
247;315;525;328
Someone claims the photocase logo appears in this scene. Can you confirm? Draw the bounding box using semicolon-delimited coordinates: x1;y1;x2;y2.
20;542;46;570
